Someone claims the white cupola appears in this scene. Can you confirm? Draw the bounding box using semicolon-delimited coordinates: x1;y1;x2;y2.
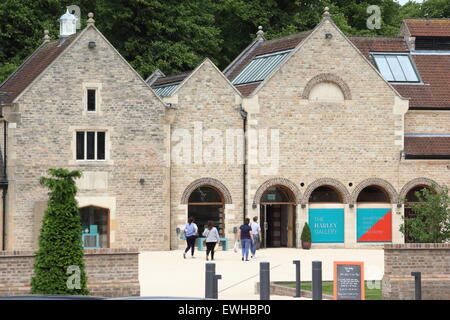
59;9;77;37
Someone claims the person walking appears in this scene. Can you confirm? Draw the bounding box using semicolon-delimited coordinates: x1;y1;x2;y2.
238;218;253;261
250;216;261;258
202;221;220;261
183;216;198;259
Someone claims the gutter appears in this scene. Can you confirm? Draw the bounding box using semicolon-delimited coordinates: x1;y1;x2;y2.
0;115;8;250
240;107;247;223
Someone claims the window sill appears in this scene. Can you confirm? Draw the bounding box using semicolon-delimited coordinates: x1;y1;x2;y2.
69;160;114;166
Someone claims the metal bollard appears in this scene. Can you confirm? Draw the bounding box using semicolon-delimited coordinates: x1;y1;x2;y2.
260;262;270;300
293;260;301;298
213;274;222;299
411;272;422;300
312;261;322;300
205;263;215;299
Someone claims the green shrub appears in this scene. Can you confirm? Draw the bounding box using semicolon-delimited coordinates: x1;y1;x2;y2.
301;222;312;242
400;184;450;243
31;168;89;295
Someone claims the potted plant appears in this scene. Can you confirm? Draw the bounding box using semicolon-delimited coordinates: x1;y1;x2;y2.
301;222;312;249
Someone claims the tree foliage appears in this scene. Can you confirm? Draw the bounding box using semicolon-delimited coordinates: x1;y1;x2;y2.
400;184;450;243
301;222;312;242
31;168;89;295
1;0;450;83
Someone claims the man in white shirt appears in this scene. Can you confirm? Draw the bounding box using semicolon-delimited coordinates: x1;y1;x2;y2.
250;216;261;258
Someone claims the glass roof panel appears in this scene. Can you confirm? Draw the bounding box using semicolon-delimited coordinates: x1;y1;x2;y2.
232;50;292;85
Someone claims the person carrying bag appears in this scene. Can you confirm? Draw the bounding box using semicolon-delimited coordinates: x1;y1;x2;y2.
202;221;220;261
183;216;198;259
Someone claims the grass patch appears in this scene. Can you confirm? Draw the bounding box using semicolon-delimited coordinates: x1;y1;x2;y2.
279;281;382;300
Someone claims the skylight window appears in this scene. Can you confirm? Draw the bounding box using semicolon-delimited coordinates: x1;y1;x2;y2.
372;54;420;83
153;82;181;97
232;50;292;85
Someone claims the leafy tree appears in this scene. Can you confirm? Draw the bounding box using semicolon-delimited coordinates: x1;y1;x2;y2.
1;0;449;83
400;184;450;243
31;168;88;295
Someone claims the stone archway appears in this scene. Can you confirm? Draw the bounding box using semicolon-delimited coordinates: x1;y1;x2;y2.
302;73;352;100
399;178;439;203
181;177;232;204
351;178;398;204
302;178;350;204
253;178;302;204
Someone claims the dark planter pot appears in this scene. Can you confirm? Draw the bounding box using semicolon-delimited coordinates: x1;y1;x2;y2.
301;241;311;250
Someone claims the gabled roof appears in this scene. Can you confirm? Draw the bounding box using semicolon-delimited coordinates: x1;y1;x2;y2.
0;35;77;105
405;135;450;159
403;19;450;37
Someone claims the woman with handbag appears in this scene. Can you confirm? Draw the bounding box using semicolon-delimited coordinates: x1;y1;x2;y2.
202;221;220;261
183;216;198;259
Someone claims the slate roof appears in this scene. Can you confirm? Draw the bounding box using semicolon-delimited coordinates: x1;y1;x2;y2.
394;54;450;109
405;135;450;159
403;19;450;37
0;35;77;105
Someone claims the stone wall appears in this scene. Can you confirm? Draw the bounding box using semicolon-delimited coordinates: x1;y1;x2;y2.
0;248;140;297
382;243;450;300
166;59;244;248
2;25;169;251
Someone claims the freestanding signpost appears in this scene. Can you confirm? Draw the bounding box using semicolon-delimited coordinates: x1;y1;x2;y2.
333;261;365;300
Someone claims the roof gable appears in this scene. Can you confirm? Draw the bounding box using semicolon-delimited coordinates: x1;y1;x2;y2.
162;58;242;98
250;17;404;99
0;35;77;105
1;24;164;106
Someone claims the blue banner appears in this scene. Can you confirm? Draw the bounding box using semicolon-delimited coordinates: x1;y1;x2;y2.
309;208;345;243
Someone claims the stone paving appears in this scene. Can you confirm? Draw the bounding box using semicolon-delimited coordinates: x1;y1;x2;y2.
139;248;384;300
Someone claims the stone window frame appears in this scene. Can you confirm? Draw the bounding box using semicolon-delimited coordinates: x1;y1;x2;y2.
302;178;350;204
82;82;102;116
302;73;352;101
254;178;302;204
68;126;114;166
350;178;398;204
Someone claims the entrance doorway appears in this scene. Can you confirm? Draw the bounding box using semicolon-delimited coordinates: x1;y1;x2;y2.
259;186;296;248
187;186;224;236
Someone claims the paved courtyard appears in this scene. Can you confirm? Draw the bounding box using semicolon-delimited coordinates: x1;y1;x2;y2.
139;248;384;300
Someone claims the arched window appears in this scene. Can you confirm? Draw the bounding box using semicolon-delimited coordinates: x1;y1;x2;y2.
309;186;342;203
188;186;224;236
405;185;431;203
80;206;109;248
357;186;390;203
404;185;432;243
261;186;295;203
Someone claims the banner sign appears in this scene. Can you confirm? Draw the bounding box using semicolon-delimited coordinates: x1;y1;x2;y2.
357;208;392;242
333;261;365;300
309;208;344;243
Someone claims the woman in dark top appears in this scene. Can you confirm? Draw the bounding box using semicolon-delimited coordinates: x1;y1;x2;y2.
238;218;254;261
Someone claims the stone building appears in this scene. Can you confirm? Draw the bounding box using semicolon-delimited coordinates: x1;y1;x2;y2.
1;9;450;251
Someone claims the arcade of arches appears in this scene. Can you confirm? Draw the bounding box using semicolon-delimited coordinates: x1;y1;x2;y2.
175;179;437;248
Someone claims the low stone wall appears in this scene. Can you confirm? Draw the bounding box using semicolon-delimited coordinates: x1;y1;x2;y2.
0;248;140;297
382;243;450;300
